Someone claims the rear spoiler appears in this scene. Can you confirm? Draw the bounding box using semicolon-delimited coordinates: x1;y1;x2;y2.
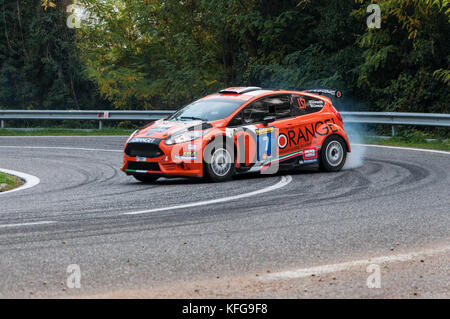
302;89;343;98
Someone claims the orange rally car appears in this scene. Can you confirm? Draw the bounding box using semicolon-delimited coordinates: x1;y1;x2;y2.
121;87;351;183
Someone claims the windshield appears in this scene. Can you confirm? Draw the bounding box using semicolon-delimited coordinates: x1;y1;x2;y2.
168;98;245;122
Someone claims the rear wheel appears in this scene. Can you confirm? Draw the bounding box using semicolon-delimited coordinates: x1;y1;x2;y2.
319;135;347;172
133;174;159;183
204;140;235;182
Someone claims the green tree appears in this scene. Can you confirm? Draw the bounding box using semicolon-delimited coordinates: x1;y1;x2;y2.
354;0;449;113
0;0;106;109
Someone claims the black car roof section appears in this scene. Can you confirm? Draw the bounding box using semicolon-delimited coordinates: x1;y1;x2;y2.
219;87;262;94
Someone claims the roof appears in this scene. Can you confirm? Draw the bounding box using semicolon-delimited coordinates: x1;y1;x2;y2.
203;87;337;103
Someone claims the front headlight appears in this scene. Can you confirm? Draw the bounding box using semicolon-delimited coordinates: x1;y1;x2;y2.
165;131;205;145
126;130;139;143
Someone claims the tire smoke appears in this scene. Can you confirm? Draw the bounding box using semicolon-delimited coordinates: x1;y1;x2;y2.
343;123;366;170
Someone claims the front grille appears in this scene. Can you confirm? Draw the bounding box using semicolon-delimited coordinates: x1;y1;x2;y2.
127;162;161;172
125;143;164;158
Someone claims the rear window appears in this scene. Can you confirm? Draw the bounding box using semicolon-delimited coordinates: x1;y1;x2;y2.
291;95;325;116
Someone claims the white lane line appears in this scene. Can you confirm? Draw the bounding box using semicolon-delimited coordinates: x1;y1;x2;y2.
0;146;121;152
0;168;41;196
262;245;450;281
124;175;293;216
0;221;57;228
355;143;450;155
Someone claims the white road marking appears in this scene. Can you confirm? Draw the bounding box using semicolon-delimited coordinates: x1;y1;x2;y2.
0;221;56;228
0;168;41;196
0;146;121;152
124;175;293;215
355;143;450;155
262;245;450;281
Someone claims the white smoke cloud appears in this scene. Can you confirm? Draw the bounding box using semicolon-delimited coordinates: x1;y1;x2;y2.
343;123;366;170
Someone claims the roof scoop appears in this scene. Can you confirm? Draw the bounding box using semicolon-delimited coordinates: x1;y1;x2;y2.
219;87;262;94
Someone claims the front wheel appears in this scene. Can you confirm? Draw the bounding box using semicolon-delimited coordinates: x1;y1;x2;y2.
133;174;159;183
204;140;235;182
319;135;347;172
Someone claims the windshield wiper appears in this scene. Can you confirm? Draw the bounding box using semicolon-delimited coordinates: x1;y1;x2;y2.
178;116;206;121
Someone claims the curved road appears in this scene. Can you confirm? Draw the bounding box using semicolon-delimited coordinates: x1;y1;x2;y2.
0;136;449;298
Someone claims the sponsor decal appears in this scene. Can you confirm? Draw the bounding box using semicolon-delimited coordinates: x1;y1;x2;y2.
256;127;276;162
176;151;197;160
256;127;274;135
287;118;338;147
308;100;325;108
303;148;318;159
130;137;158;144
278;133;288;149
299;158;318;164
297;97;307;109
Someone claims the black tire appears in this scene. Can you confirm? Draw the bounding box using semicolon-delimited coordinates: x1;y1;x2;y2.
319;135;347;172
203;139;235;182
133;174;159;183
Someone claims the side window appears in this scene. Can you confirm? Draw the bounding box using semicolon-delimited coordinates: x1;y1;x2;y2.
228;111;243;127
243;99;268;124
243;95;292;124
291;95;325;116
265;95;291;120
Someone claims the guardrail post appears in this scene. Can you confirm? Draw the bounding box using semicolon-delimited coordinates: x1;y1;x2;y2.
99;120;103;130
391;125;396;137
0;120;4;129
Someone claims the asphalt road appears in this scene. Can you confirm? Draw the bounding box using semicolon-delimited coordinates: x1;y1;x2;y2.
0;136;448;298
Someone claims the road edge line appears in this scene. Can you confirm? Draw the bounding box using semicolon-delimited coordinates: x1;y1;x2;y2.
261;245;450;281
124;175;293;215
0;168;40;196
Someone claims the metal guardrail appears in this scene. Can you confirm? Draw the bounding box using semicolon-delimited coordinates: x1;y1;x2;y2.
0;110;173;129
0;110;449;134
340;111;450;135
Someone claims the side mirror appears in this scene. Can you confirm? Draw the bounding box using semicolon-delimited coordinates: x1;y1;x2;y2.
262;115;276;126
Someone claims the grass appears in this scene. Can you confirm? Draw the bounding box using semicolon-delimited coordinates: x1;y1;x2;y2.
0;172;24;192
365;138;450;151
0;128;133;136
364;129;450;151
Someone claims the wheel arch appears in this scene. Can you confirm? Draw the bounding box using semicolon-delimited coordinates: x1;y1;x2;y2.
314;122;351;153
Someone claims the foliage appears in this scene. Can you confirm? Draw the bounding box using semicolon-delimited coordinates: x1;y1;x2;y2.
354;0;449;112
1;0;448;114
0;0;106;109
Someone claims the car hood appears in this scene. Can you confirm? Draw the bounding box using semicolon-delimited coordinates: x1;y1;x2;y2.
134;119;211;139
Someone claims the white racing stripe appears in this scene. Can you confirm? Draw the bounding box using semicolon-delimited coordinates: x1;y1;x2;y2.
0;168;41;196
124;175;293;215
262;245;450;281
0;221;56;228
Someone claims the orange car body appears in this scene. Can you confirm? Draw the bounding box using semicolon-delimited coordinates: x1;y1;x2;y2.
121;87;351;179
